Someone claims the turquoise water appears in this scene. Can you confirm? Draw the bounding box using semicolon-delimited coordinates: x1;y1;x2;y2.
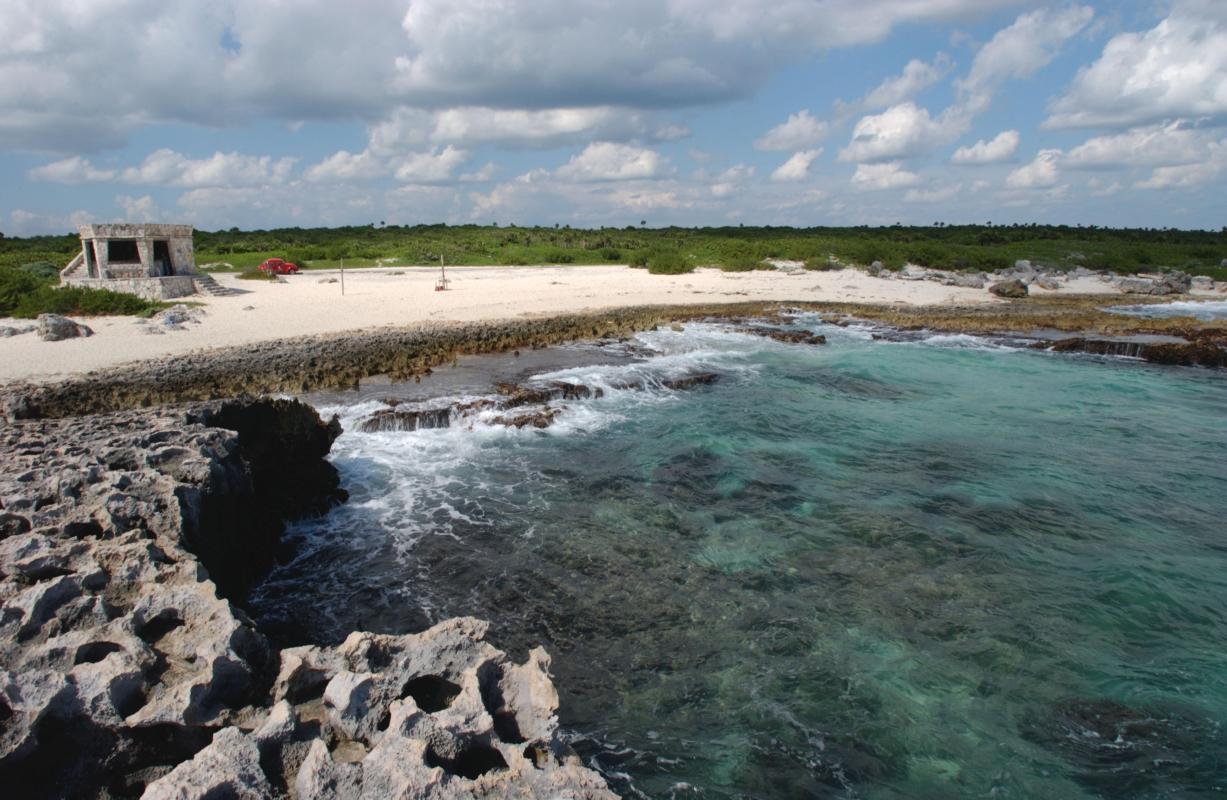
253;318;1227;798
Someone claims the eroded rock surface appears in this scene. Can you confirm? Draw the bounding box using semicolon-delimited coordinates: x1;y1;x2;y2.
0;398;611;799
37;313;93;341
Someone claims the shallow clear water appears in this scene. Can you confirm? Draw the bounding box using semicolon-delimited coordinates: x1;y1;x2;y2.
1105;299;1227;322
252;318;1227;799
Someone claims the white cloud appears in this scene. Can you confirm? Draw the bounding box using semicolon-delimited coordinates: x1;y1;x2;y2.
771;150;821;182
862;54;952;110
851;162;921;190
305;150;385;183
460;162;497;182
1006;149;1062;188
951;130;1020;164
1063;122;1213;169
957;5;1095;115
903;184;962;203
1047;1;1227;129
1137;138;1227;189
27;156;115;183
840;102;965;163
0;0;1025;152
120;149;296;187
393;146;468;183
754;110;829;151
555;143;668;182
711;164;755;197
115;194;160;222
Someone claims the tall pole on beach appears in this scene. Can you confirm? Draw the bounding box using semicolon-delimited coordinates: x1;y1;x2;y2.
340;258;345;295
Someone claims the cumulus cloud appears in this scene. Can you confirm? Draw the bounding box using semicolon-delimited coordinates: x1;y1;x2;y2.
555;143;668;182
115;194;160;222
771;150;821;182
840;102;965;163
951;130;1020;164
1137;138;1227;189
27;156;116;183
1046;0;1227;129
850;162;921;190
120;149;296;187
754;110;829;151
861;54;953;110
369;106;677;152
0;0;1024;152
1063;123;1214;169
957;5;1095;115
29;149;296;187
1006;149;1062;188
393;146;468;183
305;150;385;183
711;164;755;197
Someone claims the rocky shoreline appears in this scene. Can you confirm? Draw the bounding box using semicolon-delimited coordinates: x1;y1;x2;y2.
3;298;1225;423
0;397;615;799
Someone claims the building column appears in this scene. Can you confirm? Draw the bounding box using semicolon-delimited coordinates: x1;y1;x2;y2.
136;238;154;277
93;239;109;278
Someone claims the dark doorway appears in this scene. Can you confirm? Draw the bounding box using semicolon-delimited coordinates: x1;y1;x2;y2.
108;239;140;263
153;240;173;275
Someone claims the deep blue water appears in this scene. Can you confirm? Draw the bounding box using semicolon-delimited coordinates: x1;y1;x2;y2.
253;317;1227;798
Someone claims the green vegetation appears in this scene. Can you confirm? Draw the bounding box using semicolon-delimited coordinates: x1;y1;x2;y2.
0;269;162;318
1;223;1224;315
235;267;278;281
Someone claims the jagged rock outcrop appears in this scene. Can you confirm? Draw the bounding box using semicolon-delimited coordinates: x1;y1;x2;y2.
0;397;612;799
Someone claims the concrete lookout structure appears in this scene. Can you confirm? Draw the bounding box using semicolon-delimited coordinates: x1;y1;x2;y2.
60;223;201;300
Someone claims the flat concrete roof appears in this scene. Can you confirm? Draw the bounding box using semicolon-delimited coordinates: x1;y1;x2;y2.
79;223;194;239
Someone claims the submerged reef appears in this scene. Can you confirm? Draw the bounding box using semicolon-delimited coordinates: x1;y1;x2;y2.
0;397;613;799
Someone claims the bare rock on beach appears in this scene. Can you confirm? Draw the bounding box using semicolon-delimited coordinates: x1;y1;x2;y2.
36;313;93;341
988;279;1029;298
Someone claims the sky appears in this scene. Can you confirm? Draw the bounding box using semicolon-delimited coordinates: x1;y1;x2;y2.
1;0;1225;235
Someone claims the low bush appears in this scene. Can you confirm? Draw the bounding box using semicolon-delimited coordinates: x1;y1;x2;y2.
645;248;693;274
21;261;61;281
718;252;773;272
804;257;841;271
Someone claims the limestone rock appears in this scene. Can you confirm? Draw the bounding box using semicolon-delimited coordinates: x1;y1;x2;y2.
36;314;93;341
0;398;612;799
988;279;1028;298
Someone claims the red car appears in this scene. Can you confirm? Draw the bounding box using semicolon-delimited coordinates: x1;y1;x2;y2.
257;258;300;274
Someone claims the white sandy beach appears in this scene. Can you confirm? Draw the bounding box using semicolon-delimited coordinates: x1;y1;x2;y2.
0;264;1127;383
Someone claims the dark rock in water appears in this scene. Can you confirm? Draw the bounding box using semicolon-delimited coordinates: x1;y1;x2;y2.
988;279;1028;298
1021;698;1224;797
36;313;93;341
0;398;614;799
492;406;563;429
661;372;720;390
739;327;827;346
360;405;457;433
1037;338;1227;368
496;381;603;408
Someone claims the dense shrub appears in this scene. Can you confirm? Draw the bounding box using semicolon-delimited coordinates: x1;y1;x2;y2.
20;261;61;281
718;253;773;272
645;248;693;274
628;251;649;268
544;250;575;263
0;270;161;317
599;248;622;261
804;257;841;271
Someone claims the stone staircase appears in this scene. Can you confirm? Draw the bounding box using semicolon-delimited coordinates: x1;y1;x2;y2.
193;272;244;297
59;252;87;281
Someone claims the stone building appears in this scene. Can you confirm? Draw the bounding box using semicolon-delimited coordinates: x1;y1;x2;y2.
60;223;201;300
